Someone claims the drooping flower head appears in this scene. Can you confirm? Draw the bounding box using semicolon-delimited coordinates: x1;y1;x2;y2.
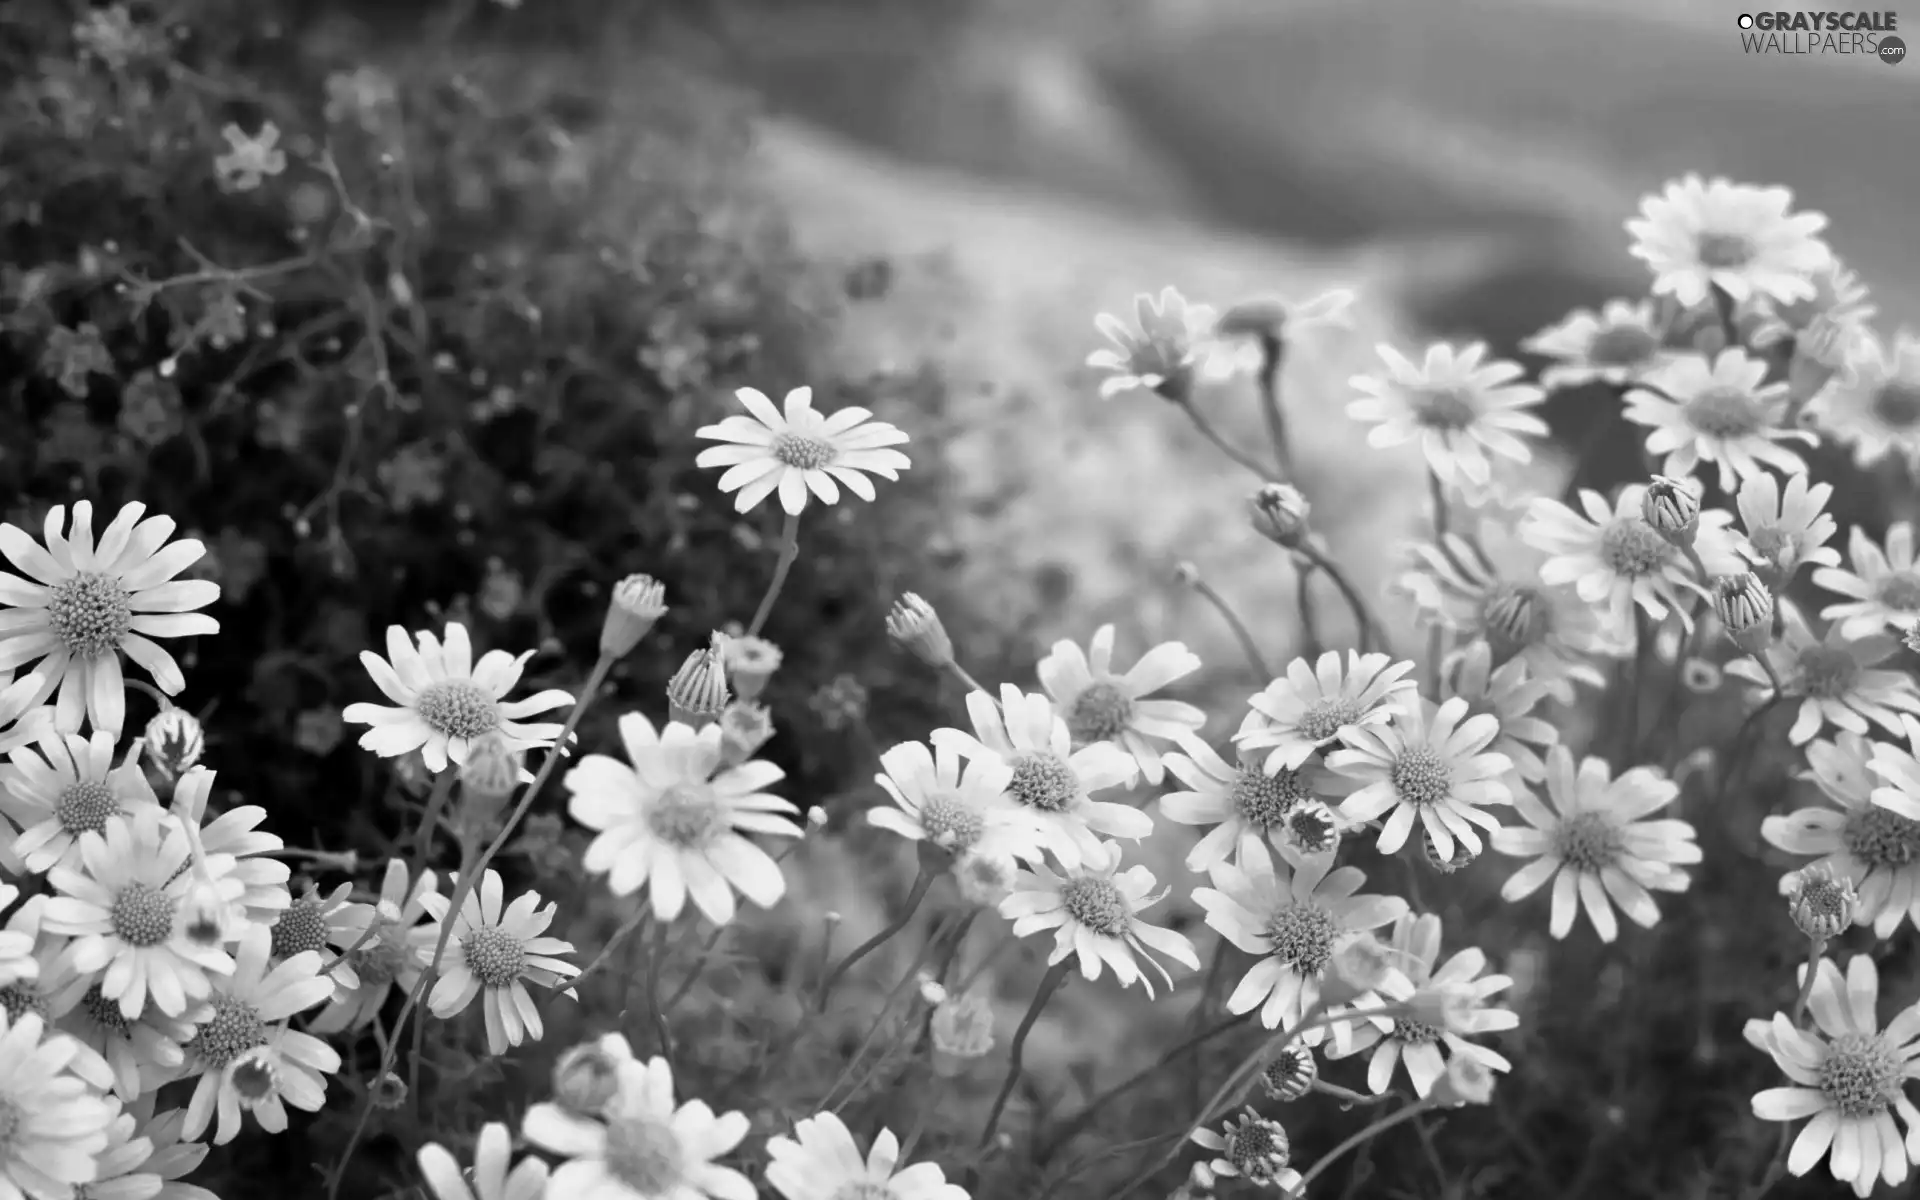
343;622;573;774
1036;624;1204;786
564;713;801;926
694;386;911;516
1346;342;1547;489
0;501;220;736
1234;651;1418;774
1491;747;1700;942
308;858;440;1035
1625;175;1831;308
1086;287;1231;403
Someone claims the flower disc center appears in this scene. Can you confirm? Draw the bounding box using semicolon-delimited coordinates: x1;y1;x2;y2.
48;571;133;659
1066;681;1134;745
1059;875;1131;937
414;680;500;741
1600;518;1673;578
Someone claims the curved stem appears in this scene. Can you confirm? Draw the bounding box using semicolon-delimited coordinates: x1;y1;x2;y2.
946;661;990;696
645;916;675;1063
1038;1012;1252;1160
664;922;732;1012
976;959;1073;1151
567;902;651;994
817;861;935;1011
1311;1079;1398;1108
1296;540;1384;655
1176;398;1278;482
411;768;458;861
1255;335;1293;479
326;653;615;1200
1188;576;1272;679
747;511;801;639
1792;939;1825;1026
1711;691;1782;809
1296;1099;1438;1190
1295;560;1324;658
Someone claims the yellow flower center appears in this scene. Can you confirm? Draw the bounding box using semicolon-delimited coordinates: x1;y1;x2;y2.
1551;811;1624;873
772;432;837;470
48;571;133;659
462;926;526;988
1066;681;1134;744
1389;747;1452;807
1059;875;1131;937
414;680;500;741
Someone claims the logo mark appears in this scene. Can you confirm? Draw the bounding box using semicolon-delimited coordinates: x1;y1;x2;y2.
1883;34;1908;63
1738;13;1755;28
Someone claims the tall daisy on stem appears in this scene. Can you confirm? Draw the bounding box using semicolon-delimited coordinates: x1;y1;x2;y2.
695;386;910;636
1036;624;1204;786
1346;342;1547;490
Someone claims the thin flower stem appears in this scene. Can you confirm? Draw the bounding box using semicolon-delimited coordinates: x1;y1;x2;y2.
1038;1012;1253;1160
568;902;652;994
410;768;458;862
1295;540;1385;655
1311;1079;1398;1108
1752;651;1787;695
645;916;675;1064
1255;334;1294;479
818;861;936;1010
1618;613;1652;768
1296;1098;1440;1189
947;661;990;696
1711;691;1783;809
815;913;953;1107
664;922;732;1012
1188;576;1272;679
958;925;1020;992
1176;398;1280;482
1296;560;1324;658
1792;939;1825;1026
326;652;615;1200
747;510;802;639
976;959;1073;1151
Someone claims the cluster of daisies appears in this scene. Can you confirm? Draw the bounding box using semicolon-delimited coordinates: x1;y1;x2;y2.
9;171;1920;1200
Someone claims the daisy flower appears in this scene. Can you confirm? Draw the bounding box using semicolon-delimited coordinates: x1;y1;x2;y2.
1443;641;1558;783
1749;956;1920;1197
765;1110;969;1200
563;713;801;925
1399;504;1608;697
1815;523;1920;640
128;1100;218;1200
69;1105;163;1200
45;914;194;1100
175;925;339;1145
1865;715;1920;822
1521;298;1674;390
1522;484;1736;636
1327;696;1514;862
0;897;118;1096
1624;350;1813;490
1086;286;1231;402
1625;175;1831;308
1747;258;1878;361
1491;746;1700;942
694;386;911;516
1233;651;1419;774
1806;331;1920;472
930;685;1145;870
0;1011;118;1200
1762;732;1920;938
1190;1109;1302;1194
1192;841;1408;1030
1725;607;1920;745
0;501;220;736
418;1122;551;1200
42;808;241;1018
999;841;1199;997
165;767;291;928
308;858;440;1035
1159;733;1334;871
1213;286;1358;373
522;1054;754;1200
1324;913;1517;1098
1346;342;1548;488
1734;470;1841;586
870;738;1044;863
0;726;162;875
1036;624;1205;786
419;869;579;1055
266;880;360;984
343;622;573;775
0;887;30;990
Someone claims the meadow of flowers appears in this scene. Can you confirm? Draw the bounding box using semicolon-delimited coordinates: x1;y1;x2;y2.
14;3;1920;1200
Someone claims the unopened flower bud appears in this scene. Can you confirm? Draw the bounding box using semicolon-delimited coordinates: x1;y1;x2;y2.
1785;863;1858;943
666;635;730;727
1482;586;1542;666
886;593;954;669
552;1035;632;1116
227;1047;280;1106
1642;476;1701;546
929;987;996;1073
1249;484;1311;549
1423;830;1477;874
718;701;774;766
370;1071;408;1109
1260;1043;1318;1103
1217;1109;1293;1185
459;732;523;806
1431;1053;1496;1107
601;574;667;659
1321;932;1396;1005
144;707;205;778
1712;573;1775;655
721;634;783;702
1280;801;1341;859
952;851;1017;908
1173;561;1201;588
